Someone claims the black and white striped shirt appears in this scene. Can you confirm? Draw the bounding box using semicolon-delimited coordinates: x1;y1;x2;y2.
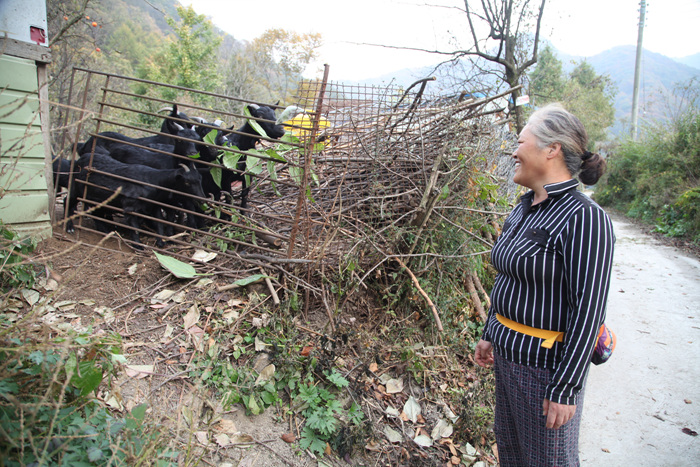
483;179;615;404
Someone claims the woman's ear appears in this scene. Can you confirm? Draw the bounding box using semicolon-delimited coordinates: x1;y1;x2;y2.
547;142;562;159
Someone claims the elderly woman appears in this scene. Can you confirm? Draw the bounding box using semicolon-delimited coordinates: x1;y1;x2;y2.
474;104;615;466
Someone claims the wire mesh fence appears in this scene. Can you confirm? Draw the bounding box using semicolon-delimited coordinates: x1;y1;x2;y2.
52;67;518;315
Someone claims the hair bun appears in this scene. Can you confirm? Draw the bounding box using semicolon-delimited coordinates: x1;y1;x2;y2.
581;151;593;161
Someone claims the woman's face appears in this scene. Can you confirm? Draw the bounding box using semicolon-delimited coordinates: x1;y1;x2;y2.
513;126;549;189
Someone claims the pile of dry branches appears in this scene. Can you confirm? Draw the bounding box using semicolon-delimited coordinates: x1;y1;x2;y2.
254;79;519;329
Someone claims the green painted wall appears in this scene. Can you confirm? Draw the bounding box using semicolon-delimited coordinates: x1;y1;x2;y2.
0;54;51;238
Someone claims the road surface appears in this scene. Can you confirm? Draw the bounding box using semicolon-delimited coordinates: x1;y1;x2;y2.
579;214;700;466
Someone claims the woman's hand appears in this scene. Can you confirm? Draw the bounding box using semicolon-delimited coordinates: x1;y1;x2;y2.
542;399;577;429
474;339;494;368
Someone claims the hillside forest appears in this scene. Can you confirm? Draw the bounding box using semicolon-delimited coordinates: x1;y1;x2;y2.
0;0;699;465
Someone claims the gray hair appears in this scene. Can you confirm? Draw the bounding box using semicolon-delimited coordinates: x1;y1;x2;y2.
526;103;588;177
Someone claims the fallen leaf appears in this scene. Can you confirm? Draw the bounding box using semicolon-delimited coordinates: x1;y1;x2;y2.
684;399;692;404
601;448;611;453
214;419;237;434
193;249;217;263
21;289;40;306
55;300;77;311
152;289;176;303
195;431;209;445
384;426;403;443
252;317;263;328
365;440;381;452
188;325;205;351
223;310;240;323
44;279;59;291
104;394;123;410
127;263;138;275
195;278;214;288
431;419;454;440
229;433;254;444
444;405;459;423
403;396;421;423
386;378;404;394
300;345;313;356
451;456;461;465
682;427;698;436
448;443;458;456
281;433;295;443
94;306;115;324
183;306;200;330
214;433;230;447
227;298;244;307
413;434;433;447
233;274;269;287
385;406;400;418
255;364;276;385
171;291;187;303
369;362;378;373
254;336;271;351
154;251;210;279
125;364;154;379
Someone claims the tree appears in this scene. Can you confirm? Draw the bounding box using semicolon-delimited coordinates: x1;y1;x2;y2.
460;0;547;132
528;45;564;104
221;29;322;104
528;46;616;148
139;5;222;102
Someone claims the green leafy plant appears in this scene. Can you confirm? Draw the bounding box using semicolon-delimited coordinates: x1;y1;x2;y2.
0;332;176;465
297;369;350;457
0;222;39;291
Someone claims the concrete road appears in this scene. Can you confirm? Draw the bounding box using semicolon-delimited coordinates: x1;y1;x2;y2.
579;215;700;466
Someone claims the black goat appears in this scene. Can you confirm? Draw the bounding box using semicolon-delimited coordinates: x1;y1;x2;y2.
52;156;79;193
200;104;286;211
79;105;193;156
65;152;205;249
107;122;201;170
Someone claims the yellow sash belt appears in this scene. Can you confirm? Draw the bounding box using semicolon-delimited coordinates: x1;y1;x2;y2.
496;314;564;349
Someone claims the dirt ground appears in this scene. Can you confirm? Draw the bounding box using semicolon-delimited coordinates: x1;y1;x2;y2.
31;216;487;466
579;214;700;466
33;229;336;466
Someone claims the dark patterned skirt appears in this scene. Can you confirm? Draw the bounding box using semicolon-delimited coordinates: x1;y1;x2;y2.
493;352;585;466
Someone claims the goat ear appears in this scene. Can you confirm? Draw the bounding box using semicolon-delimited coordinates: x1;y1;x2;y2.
171;104;178;116
166;118;184;134
275;100;280;106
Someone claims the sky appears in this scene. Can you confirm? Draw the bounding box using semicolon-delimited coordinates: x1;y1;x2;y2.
180;0;700;81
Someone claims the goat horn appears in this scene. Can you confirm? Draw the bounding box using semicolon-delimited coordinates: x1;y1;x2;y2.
248;103;260;110
158;106;173;114
179;163;190;172
190;116;208;123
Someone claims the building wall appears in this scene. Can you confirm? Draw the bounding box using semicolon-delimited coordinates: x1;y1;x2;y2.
0;54;52;238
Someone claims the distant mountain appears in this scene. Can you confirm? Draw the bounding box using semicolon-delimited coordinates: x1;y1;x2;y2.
349;45;700;137
584;46;700;134
673;52;700;71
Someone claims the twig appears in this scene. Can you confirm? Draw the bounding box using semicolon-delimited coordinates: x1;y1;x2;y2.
393;257;443;331
259;267;280;305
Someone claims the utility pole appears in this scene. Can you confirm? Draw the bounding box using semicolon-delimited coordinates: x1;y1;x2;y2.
631;0;646;140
